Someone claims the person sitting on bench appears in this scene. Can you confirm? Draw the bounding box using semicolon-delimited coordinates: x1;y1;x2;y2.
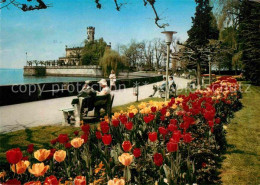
149;77;167;97
77;80;96;98
97;79;111;96
94;79;111;117
71;80;96;116
169;76;175;87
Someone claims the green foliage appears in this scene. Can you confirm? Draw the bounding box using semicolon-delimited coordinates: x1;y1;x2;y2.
187;0;219;46
238;0;260;85
81;38;107;65
99;49;128;77
218;27;241;71
120;40;145;69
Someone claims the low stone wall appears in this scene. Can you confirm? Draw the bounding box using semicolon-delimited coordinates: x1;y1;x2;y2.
0;75;163;106
24;66;102;77
24;66;46;76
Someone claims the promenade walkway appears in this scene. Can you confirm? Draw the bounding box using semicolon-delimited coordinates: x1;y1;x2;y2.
0;77;190;133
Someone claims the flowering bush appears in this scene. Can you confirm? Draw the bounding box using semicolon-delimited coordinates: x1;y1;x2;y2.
0;77;241;184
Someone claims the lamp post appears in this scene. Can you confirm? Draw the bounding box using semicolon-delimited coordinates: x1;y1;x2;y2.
133;84;139;102
26;52;28;65
161;31;177;101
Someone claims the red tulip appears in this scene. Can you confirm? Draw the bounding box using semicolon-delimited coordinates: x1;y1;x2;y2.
158;127;168;136
168;124;178;132
81;124;90;134
172;130;182;143
183;133;193;143
133;148;141;158
47;148;56;160
3;179;21;185
100;121;109;134
143;114;155;124
65;142;72;149
74;176;86;185
215;117;221;124
151;106;157;113
22;156;29;161
57;134;69;144
160;108;167;115
122;141;132;152
102;134;112;145
112;119;120;127
160;115;165;121
170;119;177;125
95;131;102;139
44;175;59;185
74;130;79;136
153;153;163;166
208;120;214;127
119;114;128;124
125;121;133;130
50;138;58;145
148;132;157;142
166;142;178;152
128;112;134;118
27;144;34;154
202;162;207;168
81;134;88;143
143;116;151;124
6;148;23;164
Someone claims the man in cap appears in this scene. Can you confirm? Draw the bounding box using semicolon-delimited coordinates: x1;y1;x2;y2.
97;79;110;96
94;79;111;117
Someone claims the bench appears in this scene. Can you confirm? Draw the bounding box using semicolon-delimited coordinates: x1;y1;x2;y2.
159;83;177;98
60;108;74;126
60;94;114;127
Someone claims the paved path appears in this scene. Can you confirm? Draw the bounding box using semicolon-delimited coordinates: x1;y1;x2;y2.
0;77;190;133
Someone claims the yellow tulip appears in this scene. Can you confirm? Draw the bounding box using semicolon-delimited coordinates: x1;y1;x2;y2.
171;104;177;109
0;171;6;179
107;178;125;185
54;150;66;162
11;160;30;174
71;138;84;148
118;153;133;166
34;149;50;162
28;163;49;177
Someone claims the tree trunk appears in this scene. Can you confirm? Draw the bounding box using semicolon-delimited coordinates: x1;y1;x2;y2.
197;62;201;89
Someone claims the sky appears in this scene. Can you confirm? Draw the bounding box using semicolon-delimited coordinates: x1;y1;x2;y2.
0;0;197;69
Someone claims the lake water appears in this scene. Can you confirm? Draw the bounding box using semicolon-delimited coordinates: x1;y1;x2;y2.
0;68;100;85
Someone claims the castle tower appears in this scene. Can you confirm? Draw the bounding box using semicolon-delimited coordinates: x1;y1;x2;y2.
87;26;95;42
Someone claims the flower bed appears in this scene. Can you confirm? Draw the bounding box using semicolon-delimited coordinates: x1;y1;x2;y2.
0;77;242;185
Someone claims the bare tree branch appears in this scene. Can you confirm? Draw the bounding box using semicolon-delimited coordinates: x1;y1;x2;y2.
0;0;16;9
147;0;169;28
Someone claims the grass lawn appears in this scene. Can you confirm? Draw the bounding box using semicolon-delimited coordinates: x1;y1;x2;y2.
0;97;165;167
220;84;260;185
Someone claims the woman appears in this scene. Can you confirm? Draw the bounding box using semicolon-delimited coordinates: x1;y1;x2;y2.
109;70;116;90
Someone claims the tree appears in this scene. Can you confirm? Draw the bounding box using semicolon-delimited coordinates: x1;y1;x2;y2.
120;40;144;70
212;0;240;30
99;49;128;77
81;38;107;65
153;38;166;70
68;47;82;66
141;40;154;69
238;0;260;85
185;0;219;88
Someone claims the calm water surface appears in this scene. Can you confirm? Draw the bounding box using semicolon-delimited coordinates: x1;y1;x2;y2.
0;68;100;85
